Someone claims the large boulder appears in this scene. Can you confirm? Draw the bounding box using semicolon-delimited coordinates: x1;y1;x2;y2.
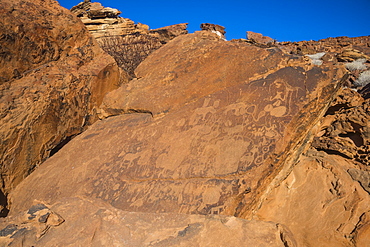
5;5;370;244
0;0;120;214
10;31;345;218
99;31;301;117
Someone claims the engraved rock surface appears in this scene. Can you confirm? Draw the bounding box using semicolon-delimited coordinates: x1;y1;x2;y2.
4;3;370;245
0;0;120;212
10;31;346;220
99;31;321;117
253;84;370;246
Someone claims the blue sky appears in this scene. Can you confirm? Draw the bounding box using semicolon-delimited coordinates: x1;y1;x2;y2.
58;0;369;42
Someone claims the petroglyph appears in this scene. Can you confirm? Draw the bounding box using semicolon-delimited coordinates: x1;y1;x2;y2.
9;32;343;219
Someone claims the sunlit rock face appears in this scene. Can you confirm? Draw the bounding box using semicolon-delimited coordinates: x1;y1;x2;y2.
0;0;119;214
2;0;370;245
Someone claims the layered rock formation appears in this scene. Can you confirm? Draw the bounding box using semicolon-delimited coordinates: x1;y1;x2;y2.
280;35;370;60
71;1;189;78
71;0;189;43
246;31;275;45
71;0;149;38
7;25;370;245
0;0;120;215
1;0;369;246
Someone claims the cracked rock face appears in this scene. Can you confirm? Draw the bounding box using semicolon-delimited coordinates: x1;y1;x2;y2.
0;0;120;213
312;87;370;164
0;197;293;246
3;1;370;245
9;30;359;246
71;1;149;39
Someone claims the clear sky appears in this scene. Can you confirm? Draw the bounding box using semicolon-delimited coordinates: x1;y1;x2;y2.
58;0;369;42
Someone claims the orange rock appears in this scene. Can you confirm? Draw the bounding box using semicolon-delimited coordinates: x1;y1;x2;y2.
150;23;189;44
0;197;294;246
246;31;275;45
71;1;149;39
0;0;120;214
10;31;345;220
3;2;370;246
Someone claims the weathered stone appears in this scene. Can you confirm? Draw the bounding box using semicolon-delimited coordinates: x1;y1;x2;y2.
0;0;120;213
99;31;310;117
71;1;149;39
10;30;346;220
312;87;370;165
150;23;188;43
246;31;275;45
3;2;370;245
0;203;64;246
337;48;370;62
200;23;226;39
252;84;370;246
253;150;370;246
280;36;370;59
0;197;293;246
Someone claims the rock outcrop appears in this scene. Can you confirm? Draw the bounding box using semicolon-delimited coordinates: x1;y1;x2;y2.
71;2;189;79
280;36;370;60
1;0;370;246
71;1;189;43
200;23;226;39
0;0;120;215
246;31;275;46
150;23;189;44
9;28;370;245
71;1;149;38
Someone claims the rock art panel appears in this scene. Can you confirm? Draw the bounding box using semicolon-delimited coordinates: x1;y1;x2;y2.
10;56;345;219
99;31;289;117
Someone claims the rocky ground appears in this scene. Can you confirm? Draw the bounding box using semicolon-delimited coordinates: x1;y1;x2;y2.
0;0;369;246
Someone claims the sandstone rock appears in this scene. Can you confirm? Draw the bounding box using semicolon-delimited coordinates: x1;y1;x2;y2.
337;48;370;62
71;1;149;39
280;36;370;59
246;31;275;46
200;23;226;39
359;82;370;99
9;30;346;221
99;31;311;117
252;85;370;246
150;23;189;44
253;150;370;246
312;87;370;165
0;197;293;246
0;203;64;246
0;0;119;214
3;2;370;245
